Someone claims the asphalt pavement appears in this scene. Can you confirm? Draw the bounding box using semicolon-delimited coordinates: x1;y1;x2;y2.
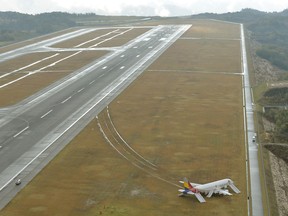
0;24;191;209
241;24;264;216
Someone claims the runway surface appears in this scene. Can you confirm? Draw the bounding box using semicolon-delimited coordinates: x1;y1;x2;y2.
0;25;190;207
241;24;264;216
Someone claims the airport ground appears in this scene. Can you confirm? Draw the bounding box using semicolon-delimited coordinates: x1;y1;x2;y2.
0;20;248;215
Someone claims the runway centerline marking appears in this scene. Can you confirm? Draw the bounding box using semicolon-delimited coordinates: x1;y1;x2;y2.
102;66;107;69
77;88;85;93
61;96;72;104
120;66;125;70
89;80;96;85
41;110;53;119
13;126;29;138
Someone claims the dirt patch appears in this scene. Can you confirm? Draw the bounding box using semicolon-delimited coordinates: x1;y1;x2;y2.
269;151;288;216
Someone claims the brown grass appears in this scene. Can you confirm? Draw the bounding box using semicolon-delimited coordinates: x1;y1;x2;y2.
53;28;150;48
0;51;108;107
0;21;247;216
0;28;77;54
97;28;149;47
52;29;115;48
149;39;241;73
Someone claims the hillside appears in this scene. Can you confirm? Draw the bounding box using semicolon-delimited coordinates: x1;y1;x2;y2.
0;12;151;45
0;12;77;43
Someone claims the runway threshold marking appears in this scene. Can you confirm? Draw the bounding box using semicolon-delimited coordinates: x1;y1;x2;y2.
13;126;29;138
41;109;53;119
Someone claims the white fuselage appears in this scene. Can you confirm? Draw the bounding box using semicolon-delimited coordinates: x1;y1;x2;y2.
195;179;230;192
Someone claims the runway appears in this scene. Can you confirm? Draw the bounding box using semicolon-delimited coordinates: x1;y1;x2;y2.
240;24;264;216
0;25;191;207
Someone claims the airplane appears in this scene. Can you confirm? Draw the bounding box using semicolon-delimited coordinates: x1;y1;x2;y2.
178;177;240;203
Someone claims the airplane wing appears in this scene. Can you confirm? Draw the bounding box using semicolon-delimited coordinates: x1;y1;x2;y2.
178;189;206;203
195;193;206;203
229;182;241;194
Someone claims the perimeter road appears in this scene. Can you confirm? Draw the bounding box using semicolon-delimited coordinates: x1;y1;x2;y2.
241;23;264;216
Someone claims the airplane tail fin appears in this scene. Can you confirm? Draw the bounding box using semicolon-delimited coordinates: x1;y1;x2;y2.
183;177;193;190
180;177;206;203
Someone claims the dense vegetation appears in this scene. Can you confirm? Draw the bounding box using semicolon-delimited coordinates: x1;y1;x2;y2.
0;12;148;45
260;88;288;141
260;87;288;105
0;12;77;42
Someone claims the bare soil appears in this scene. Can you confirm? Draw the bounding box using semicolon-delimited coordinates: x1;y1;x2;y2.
269;151;288;216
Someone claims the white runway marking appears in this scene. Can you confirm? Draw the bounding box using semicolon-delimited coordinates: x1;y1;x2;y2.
77;88;85;93
41;110;53;119
120;66;125;70
74;29;119;48
120;55;125;58
0;53;59;80
102;66;107;69
89;80;95;85
91;28;133;48
61;96;72;104
0;51;82;89
0;24;192;196
13;126;29;138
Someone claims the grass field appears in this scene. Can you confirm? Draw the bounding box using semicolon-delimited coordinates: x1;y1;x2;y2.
0;20;247;215
0;27;151;107
52;28;150;48
0;51;108;107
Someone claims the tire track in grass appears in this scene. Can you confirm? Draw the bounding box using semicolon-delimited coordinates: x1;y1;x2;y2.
96;110;181;188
